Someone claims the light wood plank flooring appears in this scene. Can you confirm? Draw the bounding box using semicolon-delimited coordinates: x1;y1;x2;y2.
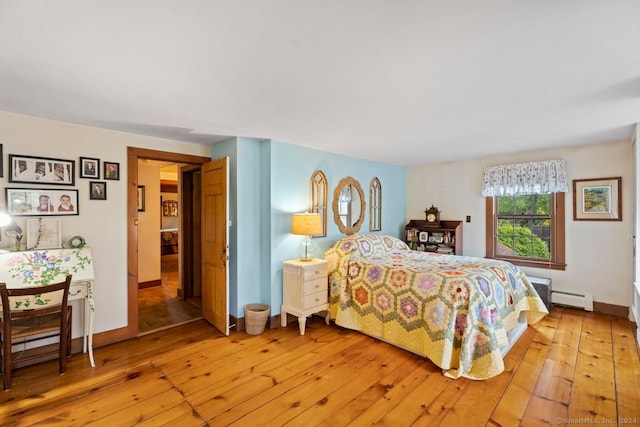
1;306;639;426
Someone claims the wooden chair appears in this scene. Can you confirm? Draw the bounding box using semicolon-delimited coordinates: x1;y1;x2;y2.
0;275;73;390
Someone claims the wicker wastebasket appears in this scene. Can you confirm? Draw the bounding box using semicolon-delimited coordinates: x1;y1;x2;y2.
244;303;270;335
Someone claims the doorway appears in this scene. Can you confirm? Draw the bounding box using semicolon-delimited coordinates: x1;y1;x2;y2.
127;147;210;338
137;161;202;334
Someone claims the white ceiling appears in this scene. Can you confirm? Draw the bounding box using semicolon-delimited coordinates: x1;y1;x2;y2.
1;1;639;166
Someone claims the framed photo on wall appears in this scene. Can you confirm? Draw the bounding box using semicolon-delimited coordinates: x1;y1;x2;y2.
90;181;107;200
104;161;120;180
5;188;79;216
80;157;100;179
573;177;622;221
8;154;75;185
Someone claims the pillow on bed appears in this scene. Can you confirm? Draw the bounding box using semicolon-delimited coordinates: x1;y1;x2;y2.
326;234;409;259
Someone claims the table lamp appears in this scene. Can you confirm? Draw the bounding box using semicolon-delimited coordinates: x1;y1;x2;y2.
291;213;322;261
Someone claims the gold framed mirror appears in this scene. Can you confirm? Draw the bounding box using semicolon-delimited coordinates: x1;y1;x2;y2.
332;176;365;235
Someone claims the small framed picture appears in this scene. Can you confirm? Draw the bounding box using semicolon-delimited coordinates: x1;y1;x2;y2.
9;154;75;185
137;185;145;212
573;177;622;221
80;157;100;179
90;181;107;200
419;231;429;242
104;161;120;180
27;218;62;249
5;188;79;216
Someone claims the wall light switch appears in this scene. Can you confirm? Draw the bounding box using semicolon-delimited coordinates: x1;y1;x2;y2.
466;215;471;223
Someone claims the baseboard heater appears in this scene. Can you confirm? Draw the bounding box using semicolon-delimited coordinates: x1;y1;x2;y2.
551;289;594;311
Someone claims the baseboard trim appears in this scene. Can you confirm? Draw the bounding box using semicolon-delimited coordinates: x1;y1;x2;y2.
593;302;629;318
138;280;162;289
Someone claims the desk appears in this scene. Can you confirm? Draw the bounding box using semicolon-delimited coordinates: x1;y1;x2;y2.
0;247;95;367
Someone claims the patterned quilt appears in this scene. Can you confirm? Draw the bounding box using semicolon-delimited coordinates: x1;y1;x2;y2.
325;234;548;380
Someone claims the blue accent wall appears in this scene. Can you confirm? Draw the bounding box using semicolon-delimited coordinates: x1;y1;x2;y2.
212;138;406;319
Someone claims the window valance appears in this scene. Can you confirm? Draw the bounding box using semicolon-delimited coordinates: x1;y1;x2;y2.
481;159;568;196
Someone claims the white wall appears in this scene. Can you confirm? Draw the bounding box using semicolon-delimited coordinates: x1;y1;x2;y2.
0;111;210;334
407;140;633;308
138;161;161;283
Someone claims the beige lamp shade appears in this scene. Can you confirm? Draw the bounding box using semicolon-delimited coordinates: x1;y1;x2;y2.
291;213;322;236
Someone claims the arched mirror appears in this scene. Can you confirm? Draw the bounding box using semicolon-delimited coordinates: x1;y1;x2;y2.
369;177;382;231
332;176;365;235
310;170;328;237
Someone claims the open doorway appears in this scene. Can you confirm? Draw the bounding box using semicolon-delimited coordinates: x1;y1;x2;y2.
137;160;202;334
127;147;210;339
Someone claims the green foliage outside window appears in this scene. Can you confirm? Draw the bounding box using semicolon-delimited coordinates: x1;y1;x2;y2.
496;194;551;259
497;224;550;259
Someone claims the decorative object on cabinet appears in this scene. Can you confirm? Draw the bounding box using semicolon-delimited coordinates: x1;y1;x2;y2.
162;200;178;216
291;212;322;261
89;181;106;200
79;157;100;179
369;177;382;231
9;154;75;186
5;188;79;216
572;177;621;221
332;176;365;235
281;258;330;335
26;218;61;250
137;186;145;211
4;223;23;251
404;219;463;255
67;235;86;249
103;161;120;180
424;205;441;226
309;170;328;237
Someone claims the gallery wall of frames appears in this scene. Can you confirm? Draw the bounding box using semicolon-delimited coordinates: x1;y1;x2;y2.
1;144;122;249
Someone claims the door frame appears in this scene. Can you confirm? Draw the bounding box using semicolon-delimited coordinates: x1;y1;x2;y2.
127;147;210;338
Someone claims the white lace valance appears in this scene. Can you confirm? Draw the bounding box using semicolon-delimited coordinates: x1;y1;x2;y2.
481;159;568;196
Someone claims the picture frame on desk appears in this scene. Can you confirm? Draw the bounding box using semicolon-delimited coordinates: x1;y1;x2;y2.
419;231;429;242
406;229;418;242
27;218;62;249
5;188;79;216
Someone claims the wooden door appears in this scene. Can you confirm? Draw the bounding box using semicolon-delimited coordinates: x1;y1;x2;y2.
201;157;229;335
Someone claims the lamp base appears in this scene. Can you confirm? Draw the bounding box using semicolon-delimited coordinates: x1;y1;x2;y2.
297;235;316;262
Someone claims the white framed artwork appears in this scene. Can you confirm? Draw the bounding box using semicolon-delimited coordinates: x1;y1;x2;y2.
27;218;62;250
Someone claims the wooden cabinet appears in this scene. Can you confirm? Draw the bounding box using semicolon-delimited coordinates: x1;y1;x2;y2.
404;220;463;255
281;258;330;335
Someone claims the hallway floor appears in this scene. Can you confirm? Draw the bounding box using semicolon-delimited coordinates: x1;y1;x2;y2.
138;254;202;334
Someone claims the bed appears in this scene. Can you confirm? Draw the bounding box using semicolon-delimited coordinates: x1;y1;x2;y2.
325;234;548;380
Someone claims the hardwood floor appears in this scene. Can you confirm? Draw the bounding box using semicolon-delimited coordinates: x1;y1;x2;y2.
138;254;202;334
1;306;639;426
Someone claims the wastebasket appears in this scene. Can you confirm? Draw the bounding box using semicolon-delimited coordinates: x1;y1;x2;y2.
244;303;270;335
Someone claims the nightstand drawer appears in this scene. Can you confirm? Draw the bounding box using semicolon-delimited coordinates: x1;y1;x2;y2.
303;277;327;295
303;263;327;281
303;291;327;308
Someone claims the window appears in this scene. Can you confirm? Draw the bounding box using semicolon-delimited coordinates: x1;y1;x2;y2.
486;192;565;270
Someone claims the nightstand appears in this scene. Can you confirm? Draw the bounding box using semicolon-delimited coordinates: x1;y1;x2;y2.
281;258;330;335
